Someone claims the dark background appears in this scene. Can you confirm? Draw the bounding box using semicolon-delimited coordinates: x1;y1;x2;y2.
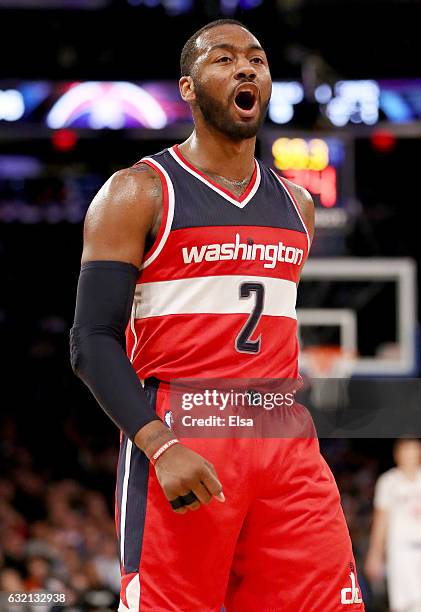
2;1;421;80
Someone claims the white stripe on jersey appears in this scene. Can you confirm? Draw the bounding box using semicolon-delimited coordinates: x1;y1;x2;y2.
133;275;297;320
270;169;311;252
118;573;141;611
119;315;140;569
140;157;175;270
119;439;133;566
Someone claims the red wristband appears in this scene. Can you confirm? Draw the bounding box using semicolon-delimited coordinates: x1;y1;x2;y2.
150;438;179;466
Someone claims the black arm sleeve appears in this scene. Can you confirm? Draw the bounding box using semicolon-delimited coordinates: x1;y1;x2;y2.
69;260;162;440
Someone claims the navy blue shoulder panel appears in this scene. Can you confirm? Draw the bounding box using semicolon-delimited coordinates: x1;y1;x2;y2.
145;148;306;234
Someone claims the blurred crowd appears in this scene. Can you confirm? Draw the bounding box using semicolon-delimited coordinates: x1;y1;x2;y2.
0;416;120;612
0;173;102;225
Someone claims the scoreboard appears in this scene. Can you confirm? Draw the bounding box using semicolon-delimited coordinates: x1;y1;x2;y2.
260;131;355;255
272;137;338;208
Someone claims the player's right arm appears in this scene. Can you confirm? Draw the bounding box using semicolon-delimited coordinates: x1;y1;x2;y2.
70;165;224;513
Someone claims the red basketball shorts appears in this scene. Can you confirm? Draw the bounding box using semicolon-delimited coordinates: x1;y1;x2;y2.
115;379;365;612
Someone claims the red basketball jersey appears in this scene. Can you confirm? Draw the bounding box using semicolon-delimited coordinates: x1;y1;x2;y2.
125;144;310;381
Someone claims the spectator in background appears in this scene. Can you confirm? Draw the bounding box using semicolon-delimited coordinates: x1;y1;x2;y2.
0;568;30;612
365;439;421;612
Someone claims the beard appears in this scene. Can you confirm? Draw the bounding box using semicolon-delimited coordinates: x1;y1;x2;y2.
193;78;269;141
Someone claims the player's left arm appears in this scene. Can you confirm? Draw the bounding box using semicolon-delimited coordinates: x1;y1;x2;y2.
282;177;315;245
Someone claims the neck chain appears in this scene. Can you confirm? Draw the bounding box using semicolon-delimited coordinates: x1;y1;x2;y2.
181;149;255;190
185;153;254;189
200;164;255;190
213;173;252;188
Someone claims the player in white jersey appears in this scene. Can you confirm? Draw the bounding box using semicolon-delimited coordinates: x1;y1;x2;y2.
365;439;421;612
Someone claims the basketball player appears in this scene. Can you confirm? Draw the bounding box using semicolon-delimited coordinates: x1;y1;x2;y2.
365;439;421;612
70;19;364;611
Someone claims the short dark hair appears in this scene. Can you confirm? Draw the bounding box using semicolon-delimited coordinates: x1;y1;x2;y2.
180;19;250;77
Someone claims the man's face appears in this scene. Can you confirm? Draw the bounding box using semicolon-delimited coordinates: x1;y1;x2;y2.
395;440;421;470
185;25;272;140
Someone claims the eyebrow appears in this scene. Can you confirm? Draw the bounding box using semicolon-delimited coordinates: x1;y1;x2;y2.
207;43;264;54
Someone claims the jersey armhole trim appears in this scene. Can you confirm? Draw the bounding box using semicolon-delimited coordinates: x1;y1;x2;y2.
270;169;311;253
138;158;175;270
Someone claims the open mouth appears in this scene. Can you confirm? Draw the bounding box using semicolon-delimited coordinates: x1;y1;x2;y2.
234;90;256;111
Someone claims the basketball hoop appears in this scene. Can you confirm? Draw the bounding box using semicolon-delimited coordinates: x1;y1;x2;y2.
301;345;355;379
300;345;356;410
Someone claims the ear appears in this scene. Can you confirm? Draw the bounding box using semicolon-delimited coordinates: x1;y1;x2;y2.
179;76;196;104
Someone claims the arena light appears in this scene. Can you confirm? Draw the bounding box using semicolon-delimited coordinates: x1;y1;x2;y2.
0;156;41;179
0;0;106;6
326;80;380;127
126;0;262;10
0;89;25;121
127;0;193;12
268;82;304;124
164;0;192;12
4;79;421;129
314;84;332;104
221;0;262;11
380;90;412;123
371;129;396;152
46;82;168;129
52;129;78;152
